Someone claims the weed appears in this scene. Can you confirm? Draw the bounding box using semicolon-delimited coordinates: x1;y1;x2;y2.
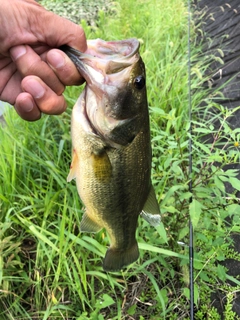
0;0;240;319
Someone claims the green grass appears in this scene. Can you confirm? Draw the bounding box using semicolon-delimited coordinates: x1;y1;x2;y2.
1;0;240;319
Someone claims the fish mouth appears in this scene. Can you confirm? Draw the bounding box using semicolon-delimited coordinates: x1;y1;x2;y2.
60;39;142;147
60;38;140;92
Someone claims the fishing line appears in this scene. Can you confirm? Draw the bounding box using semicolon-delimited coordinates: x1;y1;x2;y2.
187;0;194;318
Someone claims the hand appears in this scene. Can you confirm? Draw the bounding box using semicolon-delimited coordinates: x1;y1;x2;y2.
0;0;87;121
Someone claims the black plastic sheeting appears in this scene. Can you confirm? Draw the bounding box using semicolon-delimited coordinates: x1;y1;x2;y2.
194;1;240;317
194;0;240;117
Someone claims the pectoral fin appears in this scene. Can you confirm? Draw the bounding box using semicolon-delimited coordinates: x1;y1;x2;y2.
67;149;78;182
90;149;112;183
80;212;102;233
141;185;161;227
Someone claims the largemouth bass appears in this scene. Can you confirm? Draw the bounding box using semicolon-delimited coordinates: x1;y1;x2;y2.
61;38;160;272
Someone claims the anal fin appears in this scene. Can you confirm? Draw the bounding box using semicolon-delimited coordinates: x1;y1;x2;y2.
141;185;161;227
80;212;102;233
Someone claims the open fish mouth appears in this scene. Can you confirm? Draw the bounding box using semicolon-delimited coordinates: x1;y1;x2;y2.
60;38;143;147
60;38;139;66
59;38;140;89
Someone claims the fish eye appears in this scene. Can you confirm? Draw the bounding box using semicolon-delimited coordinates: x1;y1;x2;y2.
134;75;145;90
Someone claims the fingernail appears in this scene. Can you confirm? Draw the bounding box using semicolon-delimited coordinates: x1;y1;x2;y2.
23;99;34;112
24;79;45;99
10;45;27;61
48;51;65;69
15;97;33;114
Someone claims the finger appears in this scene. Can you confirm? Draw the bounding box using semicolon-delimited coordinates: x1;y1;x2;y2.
10;45;64;95
0;58;17;100
21;75;67;115
47;49;84;86
0;56;13;69
0;69;22;105
39;12;87;52
15;92;41;121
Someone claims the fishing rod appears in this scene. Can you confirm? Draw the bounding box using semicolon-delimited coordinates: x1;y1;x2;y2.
187;0;194;318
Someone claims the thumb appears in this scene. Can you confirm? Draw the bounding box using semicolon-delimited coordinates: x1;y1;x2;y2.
30;3;87;52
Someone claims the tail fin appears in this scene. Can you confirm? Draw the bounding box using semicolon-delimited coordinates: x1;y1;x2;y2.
103;242;139;272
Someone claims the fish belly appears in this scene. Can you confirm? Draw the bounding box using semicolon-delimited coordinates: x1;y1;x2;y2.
77;127;151;271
